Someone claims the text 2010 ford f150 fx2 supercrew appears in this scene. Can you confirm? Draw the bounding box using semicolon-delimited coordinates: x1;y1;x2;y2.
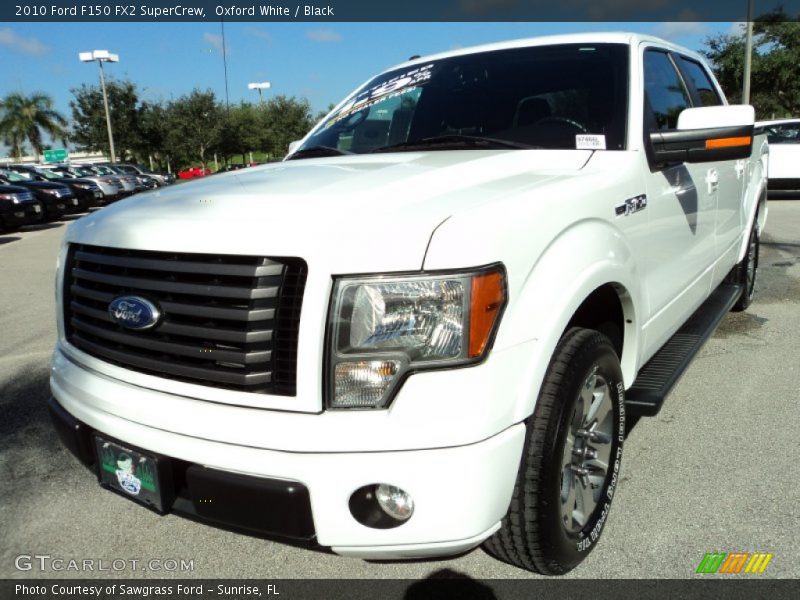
50;33;767;574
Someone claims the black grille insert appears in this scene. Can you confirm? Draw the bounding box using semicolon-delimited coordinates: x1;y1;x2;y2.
64;244;307;395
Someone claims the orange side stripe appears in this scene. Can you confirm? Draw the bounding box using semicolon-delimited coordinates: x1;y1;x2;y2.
706;136;752;149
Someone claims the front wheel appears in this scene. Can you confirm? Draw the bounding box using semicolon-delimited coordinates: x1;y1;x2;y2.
483;328;625;575
730;215;760;312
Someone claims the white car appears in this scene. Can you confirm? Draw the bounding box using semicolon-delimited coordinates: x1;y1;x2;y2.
757;118;800;198
49;32;767;575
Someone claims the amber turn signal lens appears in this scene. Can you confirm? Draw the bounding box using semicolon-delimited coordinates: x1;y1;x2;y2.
705;136;751;149
469;271;506;358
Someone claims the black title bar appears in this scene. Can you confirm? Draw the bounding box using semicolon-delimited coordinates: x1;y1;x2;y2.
4;0;800;22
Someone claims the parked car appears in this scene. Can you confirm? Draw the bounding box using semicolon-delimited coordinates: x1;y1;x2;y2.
757;118;800;198
8;164;104;211
44;165;122;203
177;166;211;179
0;168;76;221
101;164;157;191
0;183;44;232
83;165;139;195
109;163;175;186
49;33;767;575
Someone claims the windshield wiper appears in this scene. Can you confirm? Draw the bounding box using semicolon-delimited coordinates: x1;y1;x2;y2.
285;146;353;160
369;134;541;153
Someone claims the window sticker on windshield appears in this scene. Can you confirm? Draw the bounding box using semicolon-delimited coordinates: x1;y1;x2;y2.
576;134;606;150
326;63;436;127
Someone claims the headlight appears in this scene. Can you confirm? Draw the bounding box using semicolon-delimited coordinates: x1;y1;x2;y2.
327;265;506;409
43;188;61;196
75;183;91;189
0;194;19;203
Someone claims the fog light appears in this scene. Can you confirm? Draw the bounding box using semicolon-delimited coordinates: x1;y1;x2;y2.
375;484;414;521
349;483;414;529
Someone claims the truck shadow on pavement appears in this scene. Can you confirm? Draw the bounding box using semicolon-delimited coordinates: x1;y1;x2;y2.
404;569;498;599
0;235;21;245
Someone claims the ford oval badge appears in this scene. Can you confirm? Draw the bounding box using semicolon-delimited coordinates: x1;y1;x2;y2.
108;296;161;330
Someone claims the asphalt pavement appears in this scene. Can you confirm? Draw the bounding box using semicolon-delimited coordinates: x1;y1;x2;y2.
1;203;798;581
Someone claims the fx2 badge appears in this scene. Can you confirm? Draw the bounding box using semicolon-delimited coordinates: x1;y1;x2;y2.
615;194;648;217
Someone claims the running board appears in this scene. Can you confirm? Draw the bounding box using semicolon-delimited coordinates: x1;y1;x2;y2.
625;283;743;417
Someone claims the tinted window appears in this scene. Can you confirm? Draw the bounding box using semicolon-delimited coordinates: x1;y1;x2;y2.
678;57;723;107
643;50;691;131
765;123;800;144
298;43;630;154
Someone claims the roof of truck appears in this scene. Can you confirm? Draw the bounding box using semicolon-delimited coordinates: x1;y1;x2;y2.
391;31;706;71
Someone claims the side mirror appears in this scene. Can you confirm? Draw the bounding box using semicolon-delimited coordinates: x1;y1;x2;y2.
650;105;755;167
287;140;302;155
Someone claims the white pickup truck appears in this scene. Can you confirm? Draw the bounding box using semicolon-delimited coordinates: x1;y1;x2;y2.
50;33;767;575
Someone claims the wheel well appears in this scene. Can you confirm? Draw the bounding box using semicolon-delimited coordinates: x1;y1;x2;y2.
564;284;625;358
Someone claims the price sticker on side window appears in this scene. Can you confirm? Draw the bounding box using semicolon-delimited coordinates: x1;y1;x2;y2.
576;134;607;150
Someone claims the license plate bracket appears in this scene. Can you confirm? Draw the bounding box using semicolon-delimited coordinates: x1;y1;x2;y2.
94;435;174;513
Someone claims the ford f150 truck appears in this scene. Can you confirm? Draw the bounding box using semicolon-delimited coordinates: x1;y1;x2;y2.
49;33;767;575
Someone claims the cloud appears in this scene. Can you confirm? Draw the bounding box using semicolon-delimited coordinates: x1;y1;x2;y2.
654;21;709;40
729;22;747;36
0;28;48;56
203;32;229;55
305;29;342;43
245;27;273;43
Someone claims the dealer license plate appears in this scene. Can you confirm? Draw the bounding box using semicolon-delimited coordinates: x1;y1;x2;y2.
33;205;42;213
95;436;165;511
94;191;103;198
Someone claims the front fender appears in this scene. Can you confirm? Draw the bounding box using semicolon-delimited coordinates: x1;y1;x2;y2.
739;134;769;262
502;219;643;421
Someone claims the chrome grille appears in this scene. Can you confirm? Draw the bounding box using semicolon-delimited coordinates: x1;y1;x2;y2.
63;244;307;395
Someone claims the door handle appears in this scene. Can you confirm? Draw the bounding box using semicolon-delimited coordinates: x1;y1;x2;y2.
705;169;719;194
735;160;747;179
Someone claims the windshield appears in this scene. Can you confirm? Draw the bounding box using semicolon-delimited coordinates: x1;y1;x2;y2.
0;170;26;182
33;169;58;180
7;169;34;181
295;43;628;157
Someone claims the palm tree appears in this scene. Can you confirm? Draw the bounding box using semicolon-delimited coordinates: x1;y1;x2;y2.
0;92;68;160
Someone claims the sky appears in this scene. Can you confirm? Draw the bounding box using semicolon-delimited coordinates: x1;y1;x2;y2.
0;21;740;136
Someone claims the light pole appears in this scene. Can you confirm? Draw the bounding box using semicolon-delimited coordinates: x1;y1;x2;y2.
742;0;754;104
79;50;119;162
248;81;272;103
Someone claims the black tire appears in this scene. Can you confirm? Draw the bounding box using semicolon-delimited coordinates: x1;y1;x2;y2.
729;215;760;312
483;328;625;575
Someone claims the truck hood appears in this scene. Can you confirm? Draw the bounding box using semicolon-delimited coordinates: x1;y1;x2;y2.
9;180;69;191
67;150;592;273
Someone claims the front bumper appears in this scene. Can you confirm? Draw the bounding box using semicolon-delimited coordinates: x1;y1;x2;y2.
72;188;104;209
49;397;316;540
50;356;525;558
0;201;44;228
